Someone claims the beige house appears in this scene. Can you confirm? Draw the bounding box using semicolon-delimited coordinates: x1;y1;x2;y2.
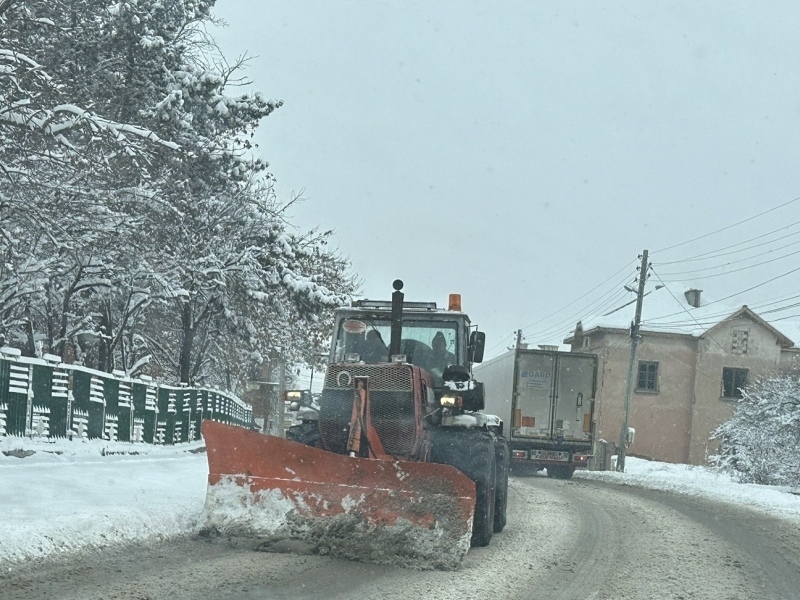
564;288;800;465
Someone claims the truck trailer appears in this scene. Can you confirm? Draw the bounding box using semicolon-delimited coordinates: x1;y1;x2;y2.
475;348;597;479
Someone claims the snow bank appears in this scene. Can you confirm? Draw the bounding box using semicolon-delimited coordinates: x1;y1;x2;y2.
0;438;208;567
577;457;800;522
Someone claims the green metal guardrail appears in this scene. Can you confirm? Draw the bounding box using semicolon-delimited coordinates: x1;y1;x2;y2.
0;349;252;443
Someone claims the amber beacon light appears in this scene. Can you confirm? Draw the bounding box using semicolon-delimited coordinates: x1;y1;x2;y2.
448;293;462;311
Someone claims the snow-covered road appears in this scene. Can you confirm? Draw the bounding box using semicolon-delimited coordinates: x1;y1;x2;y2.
3;443;800;599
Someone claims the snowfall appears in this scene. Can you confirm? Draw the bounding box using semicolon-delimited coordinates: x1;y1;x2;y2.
2;436;800;569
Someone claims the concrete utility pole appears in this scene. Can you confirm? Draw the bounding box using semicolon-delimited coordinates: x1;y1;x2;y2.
617;249;649;472
515;329;523;350
277;349;286;437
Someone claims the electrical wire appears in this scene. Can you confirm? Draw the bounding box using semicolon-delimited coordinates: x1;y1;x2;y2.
484;331;519;357
654;220;800;266
524;285;633;345
523;271;639;339
657;247;800;282
486;261;640;356
652;195;800;255
650;268;746;367
646;291;800;325
658;237;800;276
642;265;800;322
517;260;637;332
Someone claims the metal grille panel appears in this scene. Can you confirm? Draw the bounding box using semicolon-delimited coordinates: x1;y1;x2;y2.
324;364;412;392
318;388;354;455
370;390;416;458
319;364;417;459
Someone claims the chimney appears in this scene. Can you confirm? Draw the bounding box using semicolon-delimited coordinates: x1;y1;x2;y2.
684;288;702;308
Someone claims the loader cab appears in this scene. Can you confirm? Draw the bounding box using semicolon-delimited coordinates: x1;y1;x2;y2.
330;301;480;389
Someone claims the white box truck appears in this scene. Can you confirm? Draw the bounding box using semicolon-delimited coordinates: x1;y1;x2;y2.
475;348;597;479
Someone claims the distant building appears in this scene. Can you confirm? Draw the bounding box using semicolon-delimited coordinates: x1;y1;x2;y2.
564;287;800;465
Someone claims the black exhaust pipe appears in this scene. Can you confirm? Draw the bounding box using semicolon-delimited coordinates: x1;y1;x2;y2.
389;279;404;357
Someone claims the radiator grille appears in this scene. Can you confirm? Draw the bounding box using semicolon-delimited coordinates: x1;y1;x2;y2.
324;364;412;391
319;364;417;459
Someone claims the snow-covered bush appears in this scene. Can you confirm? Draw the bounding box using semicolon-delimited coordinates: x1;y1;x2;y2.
711;376;800;487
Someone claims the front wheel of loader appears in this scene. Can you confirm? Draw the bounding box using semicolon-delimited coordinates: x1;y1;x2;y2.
429;429;497;547
493;437;510;533
470;442;496;547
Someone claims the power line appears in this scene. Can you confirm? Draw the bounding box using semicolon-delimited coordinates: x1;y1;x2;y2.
768;313;800;323
645;290;800;325
658;247;800;282
652;195;800;255
650;267;746;367
518;260;636;332
485;331;518;357
524;286;633;344
643;265;800;322
649;298;800;329
658;237;800;275
655;220;800;266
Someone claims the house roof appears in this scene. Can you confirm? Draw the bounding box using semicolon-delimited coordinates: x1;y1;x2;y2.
563;284;797;347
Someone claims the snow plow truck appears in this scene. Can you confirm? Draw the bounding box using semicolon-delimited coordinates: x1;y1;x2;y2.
201;281;510;570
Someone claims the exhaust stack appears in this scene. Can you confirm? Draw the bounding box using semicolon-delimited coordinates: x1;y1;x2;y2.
389;279;404;357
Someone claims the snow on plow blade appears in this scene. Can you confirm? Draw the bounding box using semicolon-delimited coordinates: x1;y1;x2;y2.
201;420;476;570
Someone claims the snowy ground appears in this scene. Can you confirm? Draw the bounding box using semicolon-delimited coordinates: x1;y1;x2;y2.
3;437;800;570
0;436;208;567
577;456;800;523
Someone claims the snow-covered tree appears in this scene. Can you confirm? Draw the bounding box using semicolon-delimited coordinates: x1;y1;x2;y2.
1;0;358;392
712;376;800;487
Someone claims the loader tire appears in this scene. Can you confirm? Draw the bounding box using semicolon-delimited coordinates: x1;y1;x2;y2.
285;422;320;447
470;442;496;547
428;429;496;547
493;437;510;533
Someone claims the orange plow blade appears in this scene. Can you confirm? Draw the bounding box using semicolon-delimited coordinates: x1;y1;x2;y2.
201;421;476;570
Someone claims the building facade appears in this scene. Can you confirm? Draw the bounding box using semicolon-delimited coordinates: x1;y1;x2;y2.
565;291;800;465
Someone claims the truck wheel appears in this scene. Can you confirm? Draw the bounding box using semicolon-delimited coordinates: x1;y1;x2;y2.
547;465;575;479
285;422;320;447
493;438;509;533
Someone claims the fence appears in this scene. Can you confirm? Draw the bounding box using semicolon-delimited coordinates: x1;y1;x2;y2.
0;348;252;443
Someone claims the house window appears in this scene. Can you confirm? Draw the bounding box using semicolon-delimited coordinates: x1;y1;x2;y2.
722;367;748;399
731;330;749;355
637;361;659;392
583;336;591;348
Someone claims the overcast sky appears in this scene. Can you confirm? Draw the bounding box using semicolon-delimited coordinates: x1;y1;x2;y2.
211;1;800;363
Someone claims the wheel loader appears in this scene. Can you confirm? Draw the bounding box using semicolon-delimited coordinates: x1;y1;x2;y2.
202;281;510;570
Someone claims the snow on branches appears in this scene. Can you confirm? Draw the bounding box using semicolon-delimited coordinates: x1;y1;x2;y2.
712;375;800;487
0;0;357;391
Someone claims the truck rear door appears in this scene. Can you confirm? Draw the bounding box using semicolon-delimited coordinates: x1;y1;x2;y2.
553;354;596;442
511;352;555;439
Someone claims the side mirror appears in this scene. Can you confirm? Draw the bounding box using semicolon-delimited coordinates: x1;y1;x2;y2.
469;331;486;364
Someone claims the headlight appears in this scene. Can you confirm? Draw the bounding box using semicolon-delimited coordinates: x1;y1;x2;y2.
440;395;462;408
